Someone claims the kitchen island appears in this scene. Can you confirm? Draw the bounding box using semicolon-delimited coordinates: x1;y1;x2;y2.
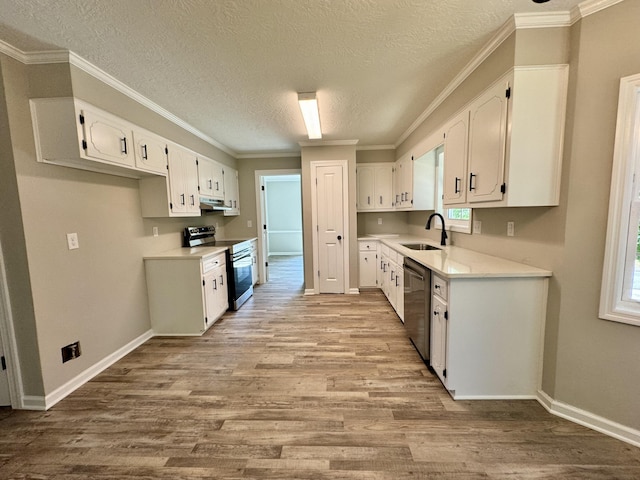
359;234;551;400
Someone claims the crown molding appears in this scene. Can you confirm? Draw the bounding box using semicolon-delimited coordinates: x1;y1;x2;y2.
395;0;622;148
236;151;301;159
356;145;395;151
395;15;515;148
514;12;572;29
299;139;359;147
0;40;236;158
577;0;625;20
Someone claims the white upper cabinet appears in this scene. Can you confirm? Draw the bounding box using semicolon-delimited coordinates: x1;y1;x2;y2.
223;166;240;216
81;107;135;168
167;144;200;216
467;78;509;204
443;110;469;205
356;163;394;211
198;156;225;200
393;145;437;212
442;65;568;208
132;127;168;175
30;97;165;179
139;142;201;217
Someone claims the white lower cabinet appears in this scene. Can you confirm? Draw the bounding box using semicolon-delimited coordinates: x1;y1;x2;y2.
358;240;379;288
431;277;448;384
432;274;547;399
250;239;259;285
374;242;404;322
144;251;228;335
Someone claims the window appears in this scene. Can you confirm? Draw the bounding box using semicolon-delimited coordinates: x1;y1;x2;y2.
434;145;472;234
600;72;640;327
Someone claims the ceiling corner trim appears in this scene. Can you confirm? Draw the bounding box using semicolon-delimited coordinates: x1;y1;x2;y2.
299;140;359;147
395;15;516;148
514;12;572;29
66;52;236;158
0;39;28;63
577;0;625;20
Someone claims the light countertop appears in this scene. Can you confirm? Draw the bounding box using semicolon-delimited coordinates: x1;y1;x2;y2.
360;234;551;279
144;237;257;261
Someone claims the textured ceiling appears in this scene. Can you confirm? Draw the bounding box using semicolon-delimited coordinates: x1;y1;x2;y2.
0;0;585;156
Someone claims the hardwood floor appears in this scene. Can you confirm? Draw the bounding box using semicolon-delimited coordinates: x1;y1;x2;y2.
1;255;638;479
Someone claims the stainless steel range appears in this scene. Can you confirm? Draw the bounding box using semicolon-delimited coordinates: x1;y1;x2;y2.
183;226;254;310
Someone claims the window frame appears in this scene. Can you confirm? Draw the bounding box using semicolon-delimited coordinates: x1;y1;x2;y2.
600;72;640;327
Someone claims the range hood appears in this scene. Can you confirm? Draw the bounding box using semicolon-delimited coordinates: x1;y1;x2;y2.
199;197;230;211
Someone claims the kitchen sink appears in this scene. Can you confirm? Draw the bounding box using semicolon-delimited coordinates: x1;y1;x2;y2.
401;243;441;251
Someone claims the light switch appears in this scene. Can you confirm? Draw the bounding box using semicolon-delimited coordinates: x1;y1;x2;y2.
507;221;515;237
378;218;383;225
247;220;253;228
67;233;79;250
473;220;482;235
152;226;159;237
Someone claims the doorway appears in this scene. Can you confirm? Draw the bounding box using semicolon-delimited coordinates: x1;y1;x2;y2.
0;241;19;408
255;170;303;287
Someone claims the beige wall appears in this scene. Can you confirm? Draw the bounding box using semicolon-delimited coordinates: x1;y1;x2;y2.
301;145;357;291
1;55;236;398
394;2;640;430
223;156;302;241
0;57;44;396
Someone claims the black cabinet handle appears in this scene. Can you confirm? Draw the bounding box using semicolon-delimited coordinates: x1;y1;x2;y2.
180;193;185;205
121;137;128;154
454;177;460;194
190;195;195;206
469;173;476;191
142;144;148;160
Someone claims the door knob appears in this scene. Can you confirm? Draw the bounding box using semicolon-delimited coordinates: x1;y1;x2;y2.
337;235;342;240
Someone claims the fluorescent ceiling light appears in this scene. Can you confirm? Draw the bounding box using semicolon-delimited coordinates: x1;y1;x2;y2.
297;92;322;139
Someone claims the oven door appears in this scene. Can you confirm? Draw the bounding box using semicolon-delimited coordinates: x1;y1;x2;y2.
232;250;253;300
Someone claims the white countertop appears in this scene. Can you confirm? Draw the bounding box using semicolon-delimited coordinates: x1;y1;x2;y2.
143;245;228;260
144;237;257;261
360;234;551;279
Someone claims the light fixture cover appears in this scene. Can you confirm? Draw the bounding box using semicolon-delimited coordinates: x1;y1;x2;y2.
297;92;322;139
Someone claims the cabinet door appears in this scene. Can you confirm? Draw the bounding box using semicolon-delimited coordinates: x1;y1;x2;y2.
167;146;199;215
388;260;398;308
395;264;404;322
203;270;217;331
132;128;167;175
374;164;393;209
467;79;509;203
210;161;225;200
359;251;377;287
431;294;448;384
80;107;135;168
214;264;229;316
356;166;374;211
223;167;240;216
395;155;413;209
198;158;214;197
443;111;469;205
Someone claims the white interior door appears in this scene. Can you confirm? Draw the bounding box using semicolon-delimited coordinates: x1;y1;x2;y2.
260;178;270;282
315;164;345;293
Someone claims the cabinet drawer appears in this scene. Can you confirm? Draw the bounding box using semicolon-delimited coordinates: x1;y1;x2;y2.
203;252;226;273
380;244;390;257
359;241;378;252
432;273;448;301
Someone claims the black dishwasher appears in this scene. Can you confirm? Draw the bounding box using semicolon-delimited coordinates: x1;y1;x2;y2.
403;257;430;364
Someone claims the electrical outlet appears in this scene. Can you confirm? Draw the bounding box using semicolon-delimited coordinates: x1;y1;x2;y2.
61;341;81;363
66;233;79;250
473;220;482;235
152;226;159;237
378;218;383;225
247;220;253;228
507;221;515;237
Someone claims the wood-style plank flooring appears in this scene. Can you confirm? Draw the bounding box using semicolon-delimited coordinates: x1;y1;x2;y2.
1;255;638;479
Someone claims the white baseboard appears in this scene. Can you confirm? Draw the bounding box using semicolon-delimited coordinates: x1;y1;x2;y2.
41;329;154;410
453;394;538;401
304;289;315;295
21;395;46;410
537;390;640;448
348;288;360;294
